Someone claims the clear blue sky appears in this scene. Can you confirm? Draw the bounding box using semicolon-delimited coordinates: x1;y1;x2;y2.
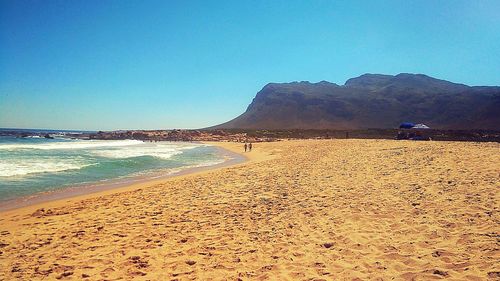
1;0;499;130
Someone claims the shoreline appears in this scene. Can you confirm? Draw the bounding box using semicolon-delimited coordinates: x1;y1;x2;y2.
0;142;249;213
1;139;498;279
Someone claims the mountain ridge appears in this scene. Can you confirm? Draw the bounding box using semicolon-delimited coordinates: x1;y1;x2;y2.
214;73;500;130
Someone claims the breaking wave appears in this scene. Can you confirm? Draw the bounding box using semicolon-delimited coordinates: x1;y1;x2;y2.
0;139;143;150
0;159;95;177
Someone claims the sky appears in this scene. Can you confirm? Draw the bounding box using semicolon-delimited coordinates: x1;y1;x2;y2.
1;0;499;130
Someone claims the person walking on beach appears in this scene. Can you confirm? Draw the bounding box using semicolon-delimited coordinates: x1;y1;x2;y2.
244;143;248;152
249;143;252;152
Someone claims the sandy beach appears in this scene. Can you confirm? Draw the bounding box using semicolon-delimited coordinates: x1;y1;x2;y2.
0;139;499;280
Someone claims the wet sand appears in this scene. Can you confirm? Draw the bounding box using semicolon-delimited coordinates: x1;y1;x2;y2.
0;140;499;280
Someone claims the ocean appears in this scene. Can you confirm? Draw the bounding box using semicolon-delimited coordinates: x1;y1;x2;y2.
0;133;227;203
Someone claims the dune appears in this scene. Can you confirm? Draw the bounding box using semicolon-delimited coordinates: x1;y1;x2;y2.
0;139;498;280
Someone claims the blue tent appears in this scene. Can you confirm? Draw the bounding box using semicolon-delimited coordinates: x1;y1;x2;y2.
399;122;415;129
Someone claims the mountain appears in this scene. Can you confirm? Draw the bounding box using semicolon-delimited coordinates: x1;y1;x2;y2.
214;73;500;130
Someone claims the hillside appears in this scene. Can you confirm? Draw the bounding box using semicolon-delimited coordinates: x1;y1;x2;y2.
214;73;500;130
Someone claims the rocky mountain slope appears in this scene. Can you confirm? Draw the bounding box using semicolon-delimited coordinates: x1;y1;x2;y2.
214;73;500;130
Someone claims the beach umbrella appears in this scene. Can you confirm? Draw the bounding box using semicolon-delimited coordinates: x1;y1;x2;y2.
399;122;415;129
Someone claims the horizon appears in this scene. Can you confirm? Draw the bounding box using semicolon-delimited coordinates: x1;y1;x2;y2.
1;0;500;131
0;71;487;132
1;70;497;132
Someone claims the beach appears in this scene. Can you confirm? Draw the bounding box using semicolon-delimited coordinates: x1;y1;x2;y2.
0;139;499;280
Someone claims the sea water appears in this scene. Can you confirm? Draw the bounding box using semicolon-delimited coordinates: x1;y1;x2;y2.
0;135;225;202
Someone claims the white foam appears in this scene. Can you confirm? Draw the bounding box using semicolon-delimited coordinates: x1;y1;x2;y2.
0;141;208;178
0;160;95;177
0;139;143;150
92;142;202;159
93;147;182;159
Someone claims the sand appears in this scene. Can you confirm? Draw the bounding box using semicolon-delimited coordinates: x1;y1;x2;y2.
0;139;499;280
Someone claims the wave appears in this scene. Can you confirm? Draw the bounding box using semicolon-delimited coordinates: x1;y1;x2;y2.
0;139;143;150
0;159;95;177
0;141;209;179
92;143;202;159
